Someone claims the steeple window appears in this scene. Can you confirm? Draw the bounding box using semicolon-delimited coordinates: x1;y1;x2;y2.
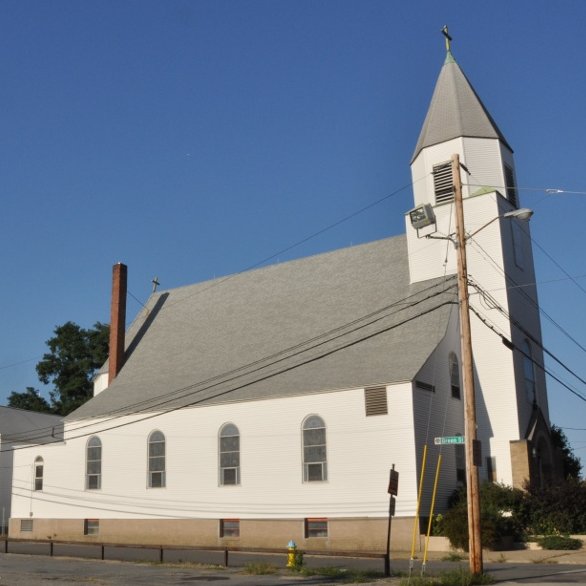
504;164;518;207
433;162;454;204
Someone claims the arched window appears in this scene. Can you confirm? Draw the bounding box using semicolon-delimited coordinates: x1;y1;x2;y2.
86;437;102;490
302;415;327;482
34;456;44;491
449;353;461;399
148;431;166;488
219;423;240;486
522;340;536;405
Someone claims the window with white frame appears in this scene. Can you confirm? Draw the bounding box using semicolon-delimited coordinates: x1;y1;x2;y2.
86;436;102;490
522;339;536;405
449;353;461;400
34;456;44;491
219;423;240;486
302;415;327;482
148;430;166;488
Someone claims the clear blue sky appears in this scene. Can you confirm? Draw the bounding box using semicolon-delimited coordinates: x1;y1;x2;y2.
1;2;585;463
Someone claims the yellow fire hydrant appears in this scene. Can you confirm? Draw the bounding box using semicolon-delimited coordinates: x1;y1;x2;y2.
287;540;303;568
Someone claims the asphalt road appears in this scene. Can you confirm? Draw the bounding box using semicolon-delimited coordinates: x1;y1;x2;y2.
1;550;586;586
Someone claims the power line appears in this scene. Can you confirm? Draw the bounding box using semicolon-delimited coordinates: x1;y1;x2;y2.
2;284;457;450
464;183;586;196
468;303;586;404
467;233;586;355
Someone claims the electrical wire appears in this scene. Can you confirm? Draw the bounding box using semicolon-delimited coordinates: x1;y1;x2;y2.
468;304;586;404
2;293;457;450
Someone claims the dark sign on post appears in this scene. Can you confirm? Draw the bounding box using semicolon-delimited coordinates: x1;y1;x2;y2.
388;468;399;496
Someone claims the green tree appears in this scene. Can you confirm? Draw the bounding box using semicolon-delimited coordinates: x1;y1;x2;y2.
36;321;110;415
7;386;52;413
550;425;582;480
8;321;110;416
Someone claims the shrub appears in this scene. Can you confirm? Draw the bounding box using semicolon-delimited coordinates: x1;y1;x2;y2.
524;480;586;535
536;535;582;550
442;483;525;551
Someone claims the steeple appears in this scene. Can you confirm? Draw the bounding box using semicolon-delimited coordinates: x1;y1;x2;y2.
412;38;512;162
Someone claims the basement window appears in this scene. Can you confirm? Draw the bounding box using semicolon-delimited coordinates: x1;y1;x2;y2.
305;518;328;538
219;519;240;538
20;519;33;532
84;519;99;536
364;386;388;416
433;162;454;204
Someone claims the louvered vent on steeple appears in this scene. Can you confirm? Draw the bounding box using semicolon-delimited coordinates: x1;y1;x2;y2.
433;162;454;204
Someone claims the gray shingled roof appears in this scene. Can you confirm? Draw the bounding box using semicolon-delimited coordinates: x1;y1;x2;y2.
69;236;457;420
0;406;62;444
412;52;512;162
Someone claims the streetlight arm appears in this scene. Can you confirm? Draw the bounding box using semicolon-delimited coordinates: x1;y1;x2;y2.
466;208;533;240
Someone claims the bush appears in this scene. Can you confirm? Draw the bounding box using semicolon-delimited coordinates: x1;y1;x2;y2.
524;480;586;535
536;535;583;550
442;483;525;551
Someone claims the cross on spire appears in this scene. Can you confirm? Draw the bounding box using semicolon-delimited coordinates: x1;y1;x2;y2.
441;25;452;52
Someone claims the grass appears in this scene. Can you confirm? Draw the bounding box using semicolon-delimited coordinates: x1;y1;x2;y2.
399;568;495;586
295;566;386;583
242;562;279;575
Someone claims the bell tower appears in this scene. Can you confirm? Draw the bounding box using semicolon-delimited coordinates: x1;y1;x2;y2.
405;33;554;488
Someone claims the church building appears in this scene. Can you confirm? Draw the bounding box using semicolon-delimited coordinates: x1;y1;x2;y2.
9;42;556;552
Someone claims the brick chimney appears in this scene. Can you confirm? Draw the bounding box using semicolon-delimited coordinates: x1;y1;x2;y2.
108;262;127;384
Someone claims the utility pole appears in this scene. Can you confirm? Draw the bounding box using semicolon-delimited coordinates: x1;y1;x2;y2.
452;153;483;575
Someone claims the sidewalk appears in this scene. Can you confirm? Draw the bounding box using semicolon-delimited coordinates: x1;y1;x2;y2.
400;546;586;565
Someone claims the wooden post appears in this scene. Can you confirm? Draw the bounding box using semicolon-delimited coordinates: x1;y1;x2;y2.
452;153;483;575
224;547;229;567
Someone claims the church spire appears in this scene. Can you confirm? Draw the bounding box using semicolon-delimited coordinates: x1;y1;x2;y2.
411;29;512;162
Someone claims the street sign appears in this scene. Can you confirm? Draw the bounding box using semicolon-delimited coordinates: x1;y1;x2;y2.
434;436;465;445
